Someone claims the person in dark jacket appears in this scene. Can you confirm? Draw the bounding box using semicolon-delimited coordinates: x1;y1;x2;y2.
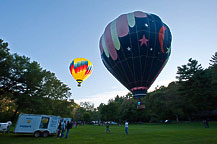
65;121;72;138
57;121;62;138
203;119;209;128
106;122;110;133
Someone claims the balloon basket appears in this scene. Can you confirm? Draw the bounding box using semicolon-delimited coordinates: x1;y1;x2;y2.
77;83;81;87
137;104;146;110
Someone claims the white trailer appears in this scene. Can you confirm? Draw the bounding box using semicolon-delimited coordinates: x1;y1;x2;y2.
14;113;60;137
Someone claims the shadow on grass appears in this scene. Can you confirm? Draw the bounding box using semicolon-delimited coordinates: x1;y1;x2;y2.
14;134;34;137
13;134;56;138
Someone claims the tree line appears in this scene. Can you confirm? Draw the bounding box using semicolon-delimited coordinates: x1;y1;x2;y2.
1;38;217;123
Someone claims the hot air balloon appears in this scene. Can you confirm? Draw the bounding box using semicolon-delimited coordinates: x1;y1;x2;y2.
99;11;172;108
69;58;93;87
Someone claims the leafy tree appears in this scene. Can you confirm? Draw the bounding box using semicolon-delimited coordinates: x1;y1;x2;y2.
119;98;137;122
6;54;45;121
74;107;86;121
203;68;217;111
97;103;106;121
165;82;184;122
89;108;100;121
0;39;73;121
80;102;94;111
83;112;91;123
106;100;119;121
146;86;168;122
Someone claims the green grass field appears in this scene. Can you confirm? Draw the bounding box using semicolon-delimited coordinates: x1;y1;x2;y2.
0;122;217;144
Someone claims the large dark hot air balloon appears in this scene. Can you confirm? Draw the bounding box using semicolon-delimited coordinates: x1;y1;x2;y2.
99;11;172;107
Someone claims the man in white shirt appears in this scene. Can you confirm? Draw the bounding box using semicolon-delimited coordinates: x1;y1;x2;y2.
125;121;128;135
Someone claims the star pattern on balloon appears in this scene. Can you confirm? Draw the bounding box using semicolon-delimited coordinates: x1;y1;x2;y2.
127;47;131;51
139;35;148;47
166;47;171;54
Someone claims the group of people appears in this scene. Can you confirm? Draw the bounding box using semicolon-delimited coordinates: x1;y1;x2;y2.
57;120;73;139
56;119;210;138
106;121;128;135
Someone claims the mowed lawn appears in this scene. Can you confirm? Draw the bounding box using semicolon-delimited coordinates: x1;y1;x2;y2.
0;122;217;144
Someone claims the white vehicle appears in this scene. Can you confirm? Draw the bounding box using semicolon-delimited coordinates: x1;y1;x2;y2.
14;114;60;137
0;121;12;133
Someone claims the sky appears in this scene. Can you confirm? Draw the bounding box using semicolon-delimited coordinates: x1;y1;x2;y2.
0;0;217;107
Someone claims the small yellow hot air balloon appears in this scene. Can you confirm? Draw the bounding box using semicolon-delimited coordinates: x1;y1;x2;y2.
69;58;93;87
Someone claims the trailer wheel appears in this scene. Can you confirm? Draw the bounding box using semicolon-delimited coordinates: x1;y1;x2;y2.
42;131;49;137
34;131;41;137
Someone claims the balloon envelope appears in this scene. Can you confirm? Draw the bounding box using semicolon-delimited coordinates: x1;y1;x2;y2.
69;58;93;87
99;11;172;97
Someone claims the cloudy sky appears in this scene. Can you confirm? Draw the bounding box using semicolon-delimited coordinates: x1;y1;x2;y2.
1;0;216;107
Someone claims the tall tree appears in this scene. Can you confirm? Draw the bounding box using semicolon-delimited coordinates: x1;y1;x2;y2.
0;39;13;96
176;58;203;120
176;58;202;81
209;52;217;67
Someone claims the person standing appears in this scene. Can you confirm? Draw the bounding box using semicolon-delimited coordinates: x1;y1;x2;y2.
106;122;110;133
203;119;209;128
125;121;128;135
74;121;77;128
57;121;62;138
60;121;66;138
65;121;72;138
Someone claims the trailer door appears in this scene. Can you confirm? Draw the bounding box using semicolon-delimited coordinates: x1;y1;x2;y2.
39;117;50;129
